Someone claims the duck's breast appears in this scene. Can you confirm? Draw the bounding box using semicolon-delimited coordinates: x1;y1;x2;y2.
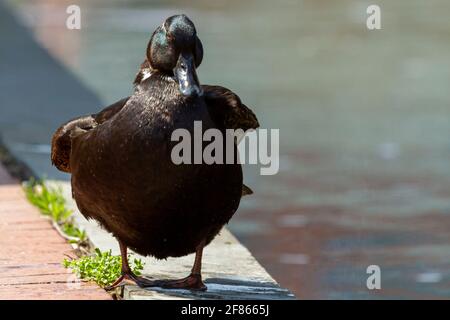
70;95;242;243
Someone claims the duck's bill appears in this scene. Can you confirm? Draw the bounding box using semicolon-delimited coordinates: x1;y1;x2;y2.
174;53;203;97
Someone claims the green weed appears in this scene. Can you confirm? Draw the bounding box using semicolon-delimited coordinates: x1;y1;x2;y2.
24;178;146;288
63;248;145;287
23;178;85;244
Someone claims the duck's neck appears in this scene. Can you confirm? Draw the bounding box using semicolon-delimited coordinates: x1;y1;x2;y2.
136;71;180;102
133;59;152;86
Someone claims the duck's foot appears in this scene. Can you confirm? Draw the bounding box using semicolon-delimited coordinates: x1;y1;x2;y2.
104;272;155;291
154;273;207;291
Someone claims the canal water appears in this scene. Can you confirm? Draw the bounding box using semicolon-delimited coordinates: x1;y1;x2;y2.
7;0;450;298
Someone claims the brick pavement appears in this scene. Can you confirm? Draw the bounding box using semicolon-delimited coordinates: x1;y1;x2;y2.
0;163;110;300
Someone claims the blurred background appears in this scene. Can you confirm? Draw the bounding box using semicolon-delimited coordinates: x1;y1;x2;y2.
1;0;450;299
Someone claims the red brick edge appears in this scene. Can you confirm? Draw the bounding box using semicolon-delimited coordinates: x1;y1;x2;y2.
0;164;111;300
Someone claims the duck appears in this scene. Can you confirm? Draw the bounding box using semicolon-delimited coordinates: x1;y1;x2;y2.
51;14;259;291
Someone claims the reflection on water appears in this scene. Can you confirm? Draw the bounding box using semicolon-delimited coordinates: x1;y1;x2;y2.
10;0;450;298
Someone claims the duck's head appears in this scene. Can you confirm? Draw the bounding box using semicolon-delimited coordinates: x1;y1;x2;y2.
147;14;203;97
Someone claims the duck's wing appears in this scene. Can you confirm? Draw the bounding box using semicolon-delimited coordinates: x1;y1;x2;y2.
51;97;130;173
93;97;130;124
202;85;259;132
202;85;259;196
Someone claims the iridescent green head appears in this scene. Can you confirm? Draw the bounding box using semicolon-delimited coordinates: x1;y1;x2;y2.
147;15;203;97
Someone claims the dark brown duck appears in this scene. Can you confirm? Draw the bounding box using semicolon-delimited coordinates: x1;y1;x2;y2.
51;14;259;291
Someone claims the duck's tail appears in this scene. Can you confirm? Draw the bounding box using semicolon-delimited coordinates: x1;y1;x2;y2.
242;184;254;196
51;116;96;173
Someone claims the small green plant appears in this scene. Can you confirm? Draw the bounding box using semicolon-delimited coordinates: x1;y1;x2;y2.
24;178;72;222
24;179;145;289
63;248;145;287
62;221;87;244
23;178;86;244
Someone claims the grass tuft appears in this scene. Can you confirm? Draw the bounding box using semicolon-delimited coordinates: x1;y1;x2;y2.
63;248;144;287
23;178;87;244
24;178;72;222
24;178;146;288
